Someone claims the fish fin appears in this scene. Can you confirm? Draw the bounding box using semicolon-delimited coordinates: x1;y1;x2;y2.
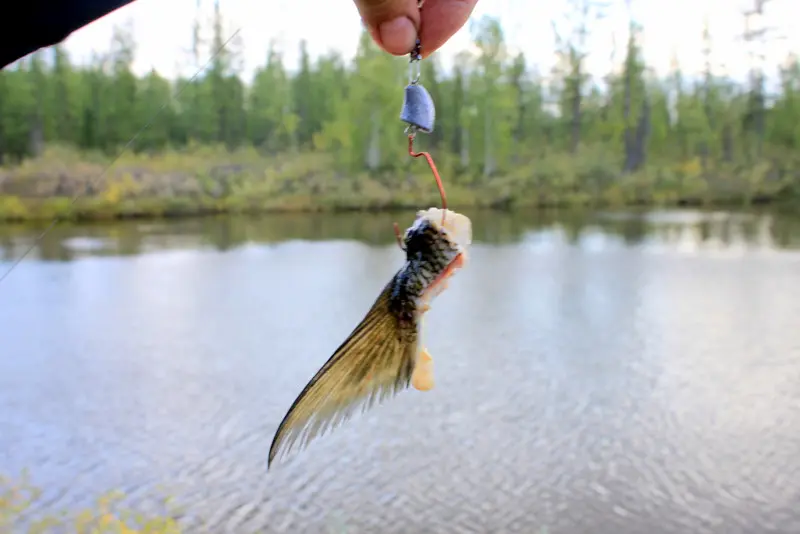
411;347;435;391
268;279;418;468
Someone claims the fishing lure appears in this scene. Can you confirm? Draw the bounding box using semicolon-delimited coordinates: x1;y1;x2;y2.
268;36;472;469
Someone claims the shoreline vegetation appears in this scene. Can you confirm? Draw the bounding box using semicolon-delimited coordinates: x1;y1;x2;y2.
0;144;796;223
2;10;800;223
0;473;182;534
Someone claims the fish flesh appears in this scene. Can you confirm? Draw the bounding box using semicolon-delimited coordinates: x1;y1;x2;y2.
267;207;472;468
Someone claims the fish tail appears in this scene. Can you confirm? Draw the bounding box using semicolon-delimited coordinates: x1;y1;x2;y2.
267;276;419;468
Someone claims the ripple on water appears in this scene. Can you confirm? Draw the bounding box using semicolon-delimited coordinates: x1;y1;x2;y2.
1;210;799;534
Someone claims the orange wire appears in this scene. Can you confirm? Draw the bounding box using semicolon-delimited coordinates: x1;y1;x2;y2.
393;134;449;250
407;134;447;212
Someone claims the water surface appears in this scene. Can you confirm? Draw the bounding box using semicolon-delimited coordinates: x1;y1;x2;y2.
1;208;799;533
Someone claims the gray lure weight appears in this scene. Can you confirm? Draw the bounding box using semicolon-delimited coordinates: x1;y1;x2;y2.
400;83;436;134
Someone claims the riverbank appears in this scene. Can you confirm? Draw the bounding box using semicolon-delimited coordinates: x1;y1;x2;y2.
0;145;796;222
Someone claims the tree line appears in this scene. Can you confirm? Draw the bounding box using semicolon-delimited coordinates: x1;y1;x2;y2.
0;1;799;210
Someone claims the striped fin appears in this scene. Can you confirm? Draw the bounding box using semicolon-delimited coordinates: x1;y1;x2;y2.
267;278;418;468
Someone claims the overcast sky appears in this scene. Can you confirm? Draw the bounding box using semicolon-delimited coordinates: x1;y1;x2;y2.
60;0;798;84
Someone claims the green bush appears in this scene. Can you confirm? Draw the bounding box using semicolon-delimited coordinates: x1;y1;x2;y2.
0;144;797;222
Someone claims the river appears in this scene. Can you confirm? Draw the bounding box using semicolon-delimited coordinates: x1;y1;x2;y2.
1;208;799;534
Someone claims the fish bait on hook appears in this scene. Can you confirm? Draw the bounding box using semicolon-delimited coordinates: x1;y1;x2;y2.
267;207;473;469
265;26;473;469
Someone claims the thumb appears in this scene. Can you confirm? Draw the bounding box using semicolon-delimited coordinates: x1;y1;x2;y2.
353;0;421;55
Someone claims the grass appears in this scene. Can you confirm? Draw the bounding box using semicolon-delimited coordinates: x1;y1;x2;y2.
0;143;798;222
0;473;183;533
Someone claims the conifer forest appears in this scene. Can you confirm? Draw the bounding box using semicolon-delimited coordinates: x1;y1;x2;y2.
0;3;798;220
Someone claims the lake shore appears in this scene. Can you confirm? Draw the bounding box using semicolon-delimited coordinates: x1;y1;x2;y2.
0;145;796;222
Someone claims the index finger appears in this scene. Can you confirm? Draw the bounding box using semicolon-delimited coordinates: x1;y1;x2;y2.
418;0;479;58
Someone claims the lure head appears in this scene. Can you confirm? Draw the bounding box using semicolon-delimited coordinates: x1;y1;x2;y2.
399;83;436;134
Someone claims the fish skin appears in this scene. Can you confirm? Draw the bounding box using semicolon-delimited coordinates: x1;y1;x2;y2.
267;208;471;469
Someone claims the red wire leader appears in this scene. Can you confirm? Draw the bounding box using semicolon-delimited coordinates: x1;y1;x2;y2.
393;134;449;250
407;134;448;212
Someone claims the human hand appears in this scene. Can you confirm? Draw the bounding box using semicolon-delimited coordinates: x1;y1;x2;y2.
352;0;479;58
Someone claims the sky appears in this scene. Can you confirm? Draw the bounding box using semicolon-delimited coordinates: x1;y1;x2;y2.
60;0;799;84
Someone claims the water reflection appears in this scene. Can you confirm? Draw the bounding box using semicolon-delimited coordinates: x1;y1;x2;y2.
1;208;800;263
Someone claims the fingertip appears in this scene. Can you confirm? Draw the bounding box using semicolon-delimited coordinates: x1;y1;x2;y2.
418;0;479;57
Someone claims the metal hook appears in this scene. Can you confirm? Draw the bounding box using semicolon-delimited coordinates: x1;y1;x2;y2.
408;134;447;225
391;135;448;250
393;222;407;251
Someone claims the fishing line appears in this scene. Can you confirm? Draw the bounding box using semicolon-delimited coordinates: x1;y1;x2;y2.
0;28;242;289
